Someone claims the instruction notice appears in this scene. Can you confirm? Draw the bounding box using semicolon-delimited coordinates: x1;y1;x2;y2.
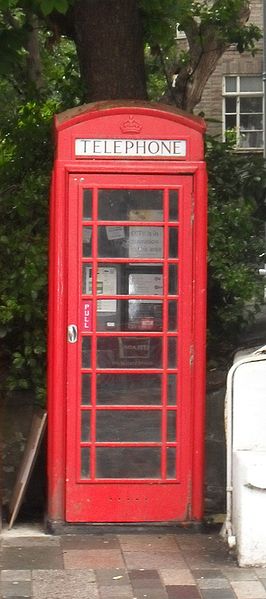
129;227;163;258
84;266;117;312
128;273;163;302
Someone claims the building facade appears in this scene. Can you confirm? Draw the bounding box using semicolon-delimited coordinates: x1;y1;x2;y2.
196;0;263;152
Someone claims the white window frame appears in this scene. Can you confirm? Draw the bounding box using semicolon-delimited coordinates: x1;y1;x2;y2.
222;75;263;151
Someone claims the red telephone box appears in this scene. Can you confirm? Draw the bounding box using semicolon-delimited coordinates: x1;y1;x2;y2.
48;101;207;525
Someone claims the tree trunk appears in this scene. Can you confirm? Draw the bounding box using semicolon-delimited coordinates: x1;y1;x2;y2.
173;40;227;113
25;12;44;92
165;2;250;113
73;0;147;102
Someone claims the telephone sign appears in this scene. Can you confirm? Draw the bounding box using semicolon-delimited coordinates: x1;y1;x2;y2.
75;137;187;157
47;101;207;526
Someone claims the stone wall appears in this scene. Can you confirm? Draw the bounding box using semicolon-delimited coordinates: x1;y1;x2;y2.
196;0;263;139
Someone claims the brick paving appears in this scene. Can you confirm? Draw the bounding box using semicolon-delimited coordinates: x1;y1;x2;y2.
0;530;266;599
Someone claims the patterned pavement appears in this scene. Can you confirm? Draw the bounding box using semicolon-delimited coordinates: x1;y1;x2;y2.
0;530;266;599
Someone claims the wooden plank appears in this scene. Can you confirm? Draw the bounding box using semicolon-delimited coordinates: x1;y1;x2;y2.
8;409;47;529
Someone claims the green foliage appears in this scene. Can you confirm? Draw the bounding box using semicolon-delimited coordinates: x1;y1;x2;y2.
0;0;265;404
0;102;54;403
206;136;266;353
139;0;262;54
0;35;82;404
39;0;69;16
0;6;27;75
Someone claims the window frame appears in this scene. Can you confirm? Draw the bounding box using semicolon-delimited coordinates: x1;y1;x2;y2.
222;75;263;151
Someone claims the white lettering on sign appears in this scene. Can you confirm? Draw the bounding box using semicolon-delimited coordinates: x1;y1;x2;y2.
75;138;186;158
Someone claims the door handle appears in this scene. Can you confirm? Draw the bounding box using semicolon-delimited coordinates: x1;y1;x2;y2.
68;324;78;343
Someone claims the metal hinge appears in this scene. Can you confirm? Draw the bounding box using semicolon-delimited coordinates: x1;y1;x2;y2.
190;345;194;367
191;192;195;225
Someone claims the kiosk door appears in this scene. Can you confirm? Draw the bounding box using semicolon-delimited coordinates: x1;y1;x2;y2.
66;173;194;522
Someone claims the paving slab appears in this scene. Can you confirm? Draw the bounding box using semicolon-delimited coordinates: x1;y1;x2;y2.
124;550;187;570
118;534;179;552
192;568;226;579
61;534;120;550
95;568;130;585
0;530;265;599
222;567;259;581
63;548;125;569
0;546;64;570
32;570;98;599
1;580;32;598
2;537;60;548
165;585;201;598
1;571;32;581
159;569;196;586
230;580;266;598
129;569;162;586
200;590;237;599
197;578;231;589
98;585;133;598
256;571;266;579
132;590;168;599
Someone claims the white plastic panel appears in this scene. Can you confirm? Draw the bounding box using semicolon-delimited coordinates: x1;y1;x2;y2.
233;451;266;566
232;360;266;451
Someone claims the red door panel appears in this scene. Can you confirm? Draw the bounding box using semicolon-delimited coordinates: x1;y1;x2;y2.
66;173;193;522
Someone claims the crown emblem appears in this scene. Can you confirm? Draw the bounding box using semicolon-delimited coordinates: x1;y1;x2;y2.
120;115;143;134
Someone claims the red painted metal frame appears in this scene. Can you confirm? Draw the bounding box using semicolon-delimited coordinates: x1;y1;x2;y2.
47;102;207;524
65;174;192;522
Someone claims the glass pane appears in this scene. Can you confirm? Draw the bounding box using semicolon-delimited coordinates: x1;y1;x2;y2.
168;301;178;331
82;337;91;368
98;189;163;221
83;265;91;295
225;97;236;113
128;271;163;296
97;299;163;332
81;411;90;442
129;227;163;259
168;264;178;295
97;337;162;368
80;447;90;479
169;228;178;258
240;76;262;92
127;299;162;332
96;410;161;442
168;337;177;368
83;190;92;220
169;190;179;221
225;76;236;92
82;374;91;405
167;410;176;441
96;447;161;478
82;226;92;257
98;226;163;259
239;130;263;148
167;375;177;405
98;226;127;257
97;374;162;405
167;447;176;479
84;264;164;298
240;114;262;130
240;97;262;113
225;115;236;130
82;265;118;303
